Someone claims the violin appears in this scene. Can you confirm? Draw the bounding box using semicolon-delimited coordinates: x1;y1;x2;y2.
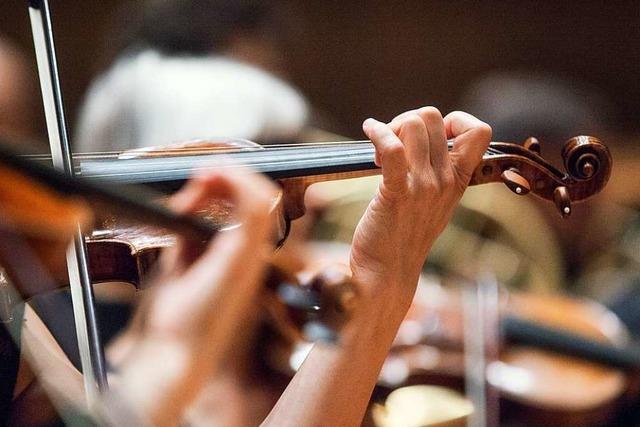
0;142;353;342
0;133;612;338
13;134;608;283
70;135;611;221
377;283;640;427
0;135;616;425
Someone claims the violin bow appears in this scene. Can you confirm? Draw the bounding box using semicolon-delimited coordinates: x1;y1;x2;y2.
28;0;108;400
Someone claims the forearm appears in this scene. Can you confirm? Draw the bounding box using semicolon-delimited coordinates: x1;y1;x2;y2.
263;290;410;427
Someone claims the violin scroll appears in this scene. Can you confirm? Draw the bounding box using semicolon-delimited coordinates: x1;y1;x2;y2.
472;135;612;217
562;136;611;182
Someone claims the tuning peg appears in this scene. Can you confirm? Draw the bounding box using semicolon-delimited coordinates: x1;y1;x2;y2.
553;186;572;217
501;168;531;195
524;137;541;155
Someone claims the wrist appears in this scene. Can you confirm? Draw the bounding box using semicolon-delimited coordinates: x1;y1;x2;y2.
351;269;418;315
344;278;416;349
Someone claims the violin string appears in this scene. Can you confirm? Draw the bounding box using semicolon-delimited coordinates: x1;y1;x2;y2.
86;145;377;171
25;140;509;181
78;145;372;173
24;142;509;182
22;139;508;159
21;140;374;161
81;146;378;180
78;142;508;182
92;142;506;168
80;144;505;179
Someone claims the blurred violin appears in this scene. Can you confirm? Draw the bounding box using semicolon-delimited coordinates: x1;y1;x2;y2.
0;143;353;342
0;134;607;292
0;133;613;337
26;134;612;229
0;131;614;332
379;284;640;427
0;135;619;425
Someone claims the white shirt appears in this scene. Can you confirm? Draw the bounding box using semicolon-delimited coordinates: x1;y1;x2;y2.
75;50;309;152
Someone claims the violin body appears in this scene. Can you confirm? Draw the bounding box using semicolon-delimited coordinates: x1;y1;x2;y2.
381;285;636;427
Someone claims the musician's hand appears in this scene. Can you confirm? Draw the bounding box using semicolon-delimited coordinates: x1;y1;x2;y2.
105;169;277;427
265;110;491;427
351;108;491;311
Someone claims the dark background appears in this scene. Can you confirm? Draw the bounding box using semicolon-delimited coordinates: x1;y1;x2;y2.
1;0;639;141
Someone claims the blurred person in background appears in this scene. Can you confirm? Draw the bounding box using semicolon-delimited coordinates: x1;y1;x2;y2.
75;0;310;152
0;37;40;146
458;71;639;296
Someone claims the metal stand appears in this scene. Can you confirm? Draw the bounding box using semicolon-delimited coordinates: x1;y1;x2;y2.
464;274;500;427
27;0;108;406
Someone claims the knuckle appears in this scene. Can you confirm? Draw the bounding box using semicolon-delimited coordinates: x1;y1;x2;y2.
448;110;467;119
473;122;493;140
384;141;405;159
444;110;466;126
415;174;439;194
371;120;389;137
420;106;443;122
398;114;425;136
379;180;407;199
430;181;445;198
400;114;423;130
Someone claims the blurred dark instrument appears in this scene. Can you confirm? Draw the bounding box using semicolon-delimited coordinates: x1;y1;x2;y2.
0;129;614;353
380;286;640;427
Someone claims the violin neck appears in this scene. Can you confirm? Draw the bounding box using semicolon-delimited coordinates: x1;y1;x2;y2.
78;140;506;189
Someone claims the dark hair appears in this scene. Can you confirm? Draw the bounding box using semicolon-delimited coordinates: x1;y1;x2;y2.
126;0;280;55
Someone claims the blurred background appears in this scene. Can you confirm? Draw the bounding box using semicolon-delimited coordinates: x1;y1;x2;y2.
1;0;639;140
1;1;640;425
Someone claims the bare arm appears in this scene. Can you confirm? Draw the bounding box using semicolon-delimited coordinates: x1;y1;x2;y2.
15;305;85;414
264;108;492;426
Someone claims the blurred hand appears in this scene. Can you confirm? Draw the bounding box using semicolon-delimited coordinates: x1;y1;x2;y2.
351;108;491;311
105;169;277;427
